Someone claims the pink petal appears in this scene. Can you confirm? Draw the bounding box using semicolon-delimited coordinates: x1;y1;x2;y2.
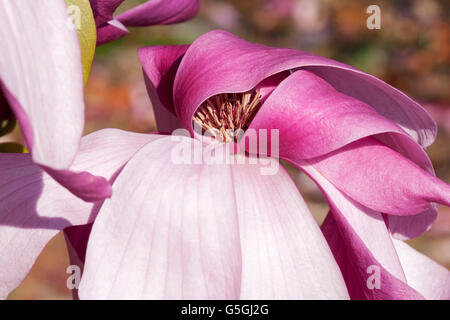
56;129;162;201
303;164;406;279
0;1;116;201
96;19;129;46
117;0;200;27
321;213;423;299
305;66;436;147
303;161;450;299
255;71;290;103
231;155;349;299
386;206;438;240
0;1;84;170
246;70;417;159
243;70;441;237
173;30;435;147
0;156;95;299
89;0;129;45
89;0;124;26
306;137;450;216
42;167;111;203
138;45;189;132
372;133;439;238
79;138;348;299
79;137;242;299
392;239;450;299
1;81;110;205
0;129;159;298
300;162;423;299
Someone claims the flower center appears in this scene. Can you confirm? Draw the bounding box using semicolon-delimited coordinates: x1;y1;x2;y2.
193;90;262;142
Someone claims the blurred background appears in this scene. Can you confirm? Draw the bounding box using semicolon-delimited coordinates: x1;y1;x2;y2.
6;0;450;298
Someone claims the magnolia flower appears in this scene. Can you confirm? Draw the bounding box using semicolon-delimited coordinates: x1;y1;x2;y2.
70;30;448;299
90;0;200;45
2;30;450;299
0;0;111;201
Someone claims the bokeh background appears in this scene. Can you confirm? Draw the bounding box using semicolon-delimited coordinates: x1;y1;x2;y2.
6;0;450;299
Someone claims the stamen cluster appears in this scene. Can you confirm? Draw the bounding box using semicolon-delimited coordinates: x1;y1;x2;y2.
193;90;261;142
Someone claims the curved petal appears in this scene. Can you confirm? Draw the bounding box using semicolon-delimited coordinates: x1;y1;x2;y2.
231;155;349;299
88;0;129;45
79;137;348;299
0;0;84;169
0;85;115;202
255;71;290;103
386;206;438;240
138;45;189;132
305;137;450;216
0;129;159;298
96;19;129;46
244;74;441;237
321;213;423;299
372;133;439;238
392;239;450;300
300;163;406;280
116;0;200;27
320;209;449;299
304;66;437;147
79;137;242;299
245;70;418;160
0;1;116;201
89;0;124;26
299;162;423;299
173;30;435;147
42;166;111;203
0;155;98;299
